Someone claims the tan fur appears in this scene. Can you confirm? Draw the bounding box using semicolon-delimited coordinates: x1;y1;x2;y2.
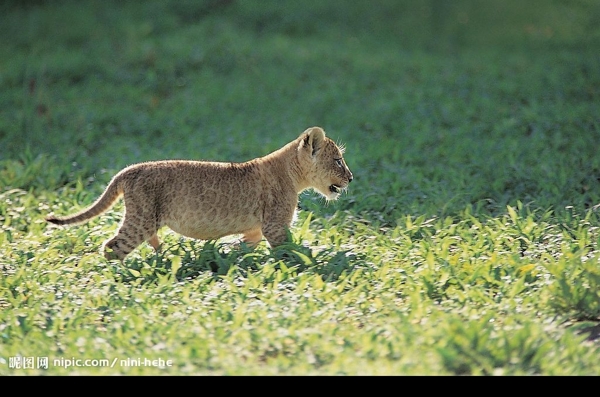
46;127;353;261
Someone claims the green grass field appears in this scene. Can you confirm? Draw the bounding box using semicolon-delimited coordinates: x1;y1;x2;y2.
1;0;600;375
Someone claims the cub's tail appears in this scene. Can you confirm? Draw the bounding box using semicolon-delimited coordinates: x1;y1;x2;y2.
46;174;124;226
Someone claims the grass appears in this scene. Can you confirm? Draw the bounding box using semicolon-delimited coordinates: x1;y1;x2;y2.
1;0;600;375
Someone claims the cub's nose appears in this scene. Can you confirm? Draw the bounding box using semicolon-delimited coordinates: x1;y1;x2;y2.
348;172;353;183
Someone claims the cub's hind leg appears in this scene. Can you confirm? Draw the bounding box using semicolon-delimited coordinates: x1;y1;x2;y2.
103;202;159;261
148;233;161;251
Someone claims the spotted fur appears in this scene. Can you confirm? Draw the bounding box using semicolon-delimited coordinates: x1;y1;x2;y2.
46;127;353;261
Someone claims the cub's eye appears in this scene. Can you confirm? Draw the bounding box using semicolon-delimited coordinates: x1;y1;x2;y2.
334;158;343;167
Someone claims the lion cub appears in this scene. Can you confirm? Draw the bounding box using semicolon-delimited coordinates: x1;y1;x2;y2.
46;127;353;261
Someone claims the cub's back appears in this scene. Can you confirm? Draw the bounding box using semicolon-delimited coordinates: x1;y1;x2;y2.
122;159;263;214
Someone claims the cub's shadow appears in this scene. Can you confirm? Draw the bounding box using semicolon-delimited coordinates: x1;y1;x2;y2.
114;239;364;285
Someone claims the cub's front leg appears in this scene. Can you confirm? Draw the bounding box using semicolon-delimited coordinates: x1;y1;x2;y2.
241;228;264;248
261;203;296;248
262;222;291;248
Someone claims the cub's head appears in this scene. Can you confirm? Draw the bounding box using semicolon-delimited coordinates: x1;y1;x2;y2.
298;126;353;200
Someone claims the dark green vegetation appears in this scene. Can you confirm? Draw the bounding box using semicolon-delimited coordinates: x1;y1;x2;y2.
1;0;599;374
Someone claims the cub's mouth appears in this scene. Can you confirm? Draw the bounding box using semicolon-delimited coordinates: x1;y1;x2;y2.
329;184;342;194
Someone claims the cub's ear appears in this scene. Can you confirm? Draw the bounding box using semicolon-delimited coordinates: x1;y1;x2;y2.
300;126;326;156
